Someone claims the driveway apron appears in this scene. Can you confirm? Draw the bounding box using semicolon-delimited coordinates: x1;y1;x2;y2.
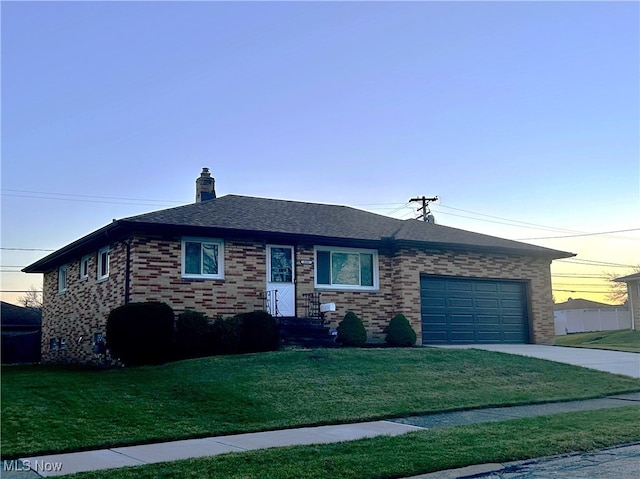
435;344;640;378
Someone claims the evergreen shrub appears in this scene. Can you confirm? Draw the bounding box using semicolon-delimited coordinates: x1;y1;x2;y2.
336;311;367;347
383;313;417;347
106;302;174;366
175;310;211;359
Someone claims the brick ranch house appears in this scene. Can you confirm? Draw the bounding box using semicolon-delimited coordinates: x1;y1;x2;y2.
24;169;574;363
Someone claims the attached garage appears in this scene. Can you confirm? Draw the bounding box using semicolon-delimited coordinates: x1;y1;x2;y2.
421;275;530;345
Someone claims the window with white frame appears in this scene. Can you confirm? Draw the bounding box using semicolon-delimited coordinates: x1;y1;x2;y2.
181;237;224;279
80;255;90;280
58;265;68;293
97;247;110;280
314;246;378;290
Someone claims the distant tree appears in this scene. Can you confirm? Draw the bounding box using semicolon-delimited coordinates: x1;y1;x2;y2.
18;286;43;311
606;266;640;305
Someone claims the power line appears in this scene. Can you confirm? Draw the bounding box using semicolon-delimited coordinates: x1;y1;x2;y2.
1;248;54;253
552;289;611;294
518;228;640;240
556;259;637;268
1;188;185;204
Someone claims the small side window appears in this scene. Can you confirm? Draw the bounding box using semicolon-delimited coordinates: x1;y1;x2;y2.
97;247;110;280
80;255;90;280
58;266;68;293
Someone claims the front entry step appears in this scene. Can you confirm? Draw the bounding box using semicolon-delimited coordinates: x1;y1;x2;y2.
278;317;337;348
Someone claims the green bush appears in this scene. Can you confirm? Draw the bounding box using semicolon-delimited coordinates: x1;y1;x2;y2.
211;316;242;355
211;311;279;355
236;310;280;353
106;302;174;366
384;314;417;347
336;311;367;347
175;310;211;359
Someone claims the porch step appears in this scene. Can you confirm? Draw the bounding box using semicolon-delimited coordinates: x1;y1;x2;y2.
278;317;337;348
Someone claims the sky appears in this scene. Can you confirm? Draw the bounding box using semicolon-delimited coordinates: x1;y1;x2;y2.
2;0;639;306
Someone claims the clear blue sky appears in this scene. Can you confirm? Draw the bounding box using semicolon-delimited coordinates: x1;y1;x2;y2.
2;1;639;304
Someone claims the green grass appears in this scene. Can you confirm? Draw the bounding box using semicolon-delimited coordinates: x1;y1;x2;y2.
555;329;640;353
3;348;640;458
67;406;640;479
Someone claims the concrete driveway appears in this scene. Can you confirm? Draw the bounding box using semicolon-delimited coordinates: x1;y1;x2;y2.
437;344;640;378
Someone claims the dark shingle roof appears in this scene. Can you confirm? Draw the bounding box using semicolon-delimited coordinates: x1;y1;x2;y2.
24;194;573;273
122;195;571;256
614;272;640;282
553;298;625;310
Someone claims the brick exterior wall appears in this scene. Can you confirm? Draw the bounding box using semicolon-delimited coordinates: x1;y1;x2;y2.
391;247;555;344
41;241;127;363
39;233;557;363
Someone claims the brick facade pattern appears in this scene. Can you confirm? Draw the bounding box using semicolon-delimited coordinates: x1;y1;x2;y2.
39;233;556;363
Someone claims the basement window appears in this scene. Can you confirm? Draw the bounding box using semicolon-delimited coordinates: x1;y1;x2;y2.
181;237;224;280
314;246;378;290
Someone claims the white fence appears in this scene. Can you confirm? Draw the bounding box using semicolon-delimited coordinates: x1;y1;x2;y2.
554;308;631;336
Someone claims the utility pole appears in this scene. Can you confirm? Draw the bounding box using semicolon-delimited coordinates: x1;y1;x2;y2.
409;195;438;222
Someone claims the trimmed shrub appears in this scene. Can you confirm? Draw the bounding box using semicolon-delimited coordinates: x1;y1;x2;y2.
336;311;367;347
236;310;280;353
211;316;242;355
106;302;174;366
384;314;417;347
175;310;211;359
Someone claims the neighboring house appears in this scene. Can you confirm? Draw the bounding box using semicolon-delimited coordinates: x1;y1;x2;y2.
24;168;574;364
553;298;630;336
614;273;640;331
1;301;42;364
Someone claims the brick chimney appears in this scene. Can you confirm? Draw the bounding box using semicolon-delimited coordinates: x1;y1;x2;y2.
195;167;216;202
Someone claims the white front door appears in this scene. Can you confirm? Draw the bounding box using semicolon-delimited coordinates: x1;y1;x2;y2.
266;245;295;317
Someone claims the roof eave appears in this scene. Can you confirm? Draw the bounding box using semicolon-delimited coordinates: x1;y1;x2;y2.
392;238;575;259
22;222;127;273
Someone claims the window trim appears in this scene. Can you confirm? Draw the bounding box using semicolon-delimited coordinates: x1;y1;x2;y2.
181;237;225;280
58;265;68;293
80;254;91;280
97;247;110;281
313;246;379;291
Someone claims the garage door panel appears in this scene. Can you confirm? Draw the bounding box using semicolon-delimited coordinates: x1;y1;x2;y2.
422;297;446;308
450;331;476;342
448;282;474;292
477;331;502;342
421;276;529;345
449;298;474;308
476;298;499;308
475;283;499;293
423;313;447;324
477;315;500;325
422;330;449;342
499;283;523;293
449;314;474;324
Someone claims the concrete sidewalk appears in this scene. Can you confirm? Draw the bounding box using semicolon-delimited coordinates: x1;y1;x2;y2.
437;345;640;378
9;392;640;478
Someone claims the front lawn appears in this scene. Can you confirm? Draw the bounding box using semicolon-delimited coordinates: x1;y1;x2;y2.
555;329;640;353
3;348;640;458
67;406;640;479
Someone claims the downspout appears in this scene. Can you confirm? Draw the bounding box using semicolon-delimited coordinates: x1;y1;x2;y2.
124;238;132;304
629;283;635;331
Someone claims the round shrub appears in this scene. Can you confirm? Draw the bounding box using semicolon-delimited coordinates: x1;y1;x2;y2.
175;310;211;359
336;311;367;347
384;314;416;347
211;316;242;355
236;310;280;353
106;302;174;366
